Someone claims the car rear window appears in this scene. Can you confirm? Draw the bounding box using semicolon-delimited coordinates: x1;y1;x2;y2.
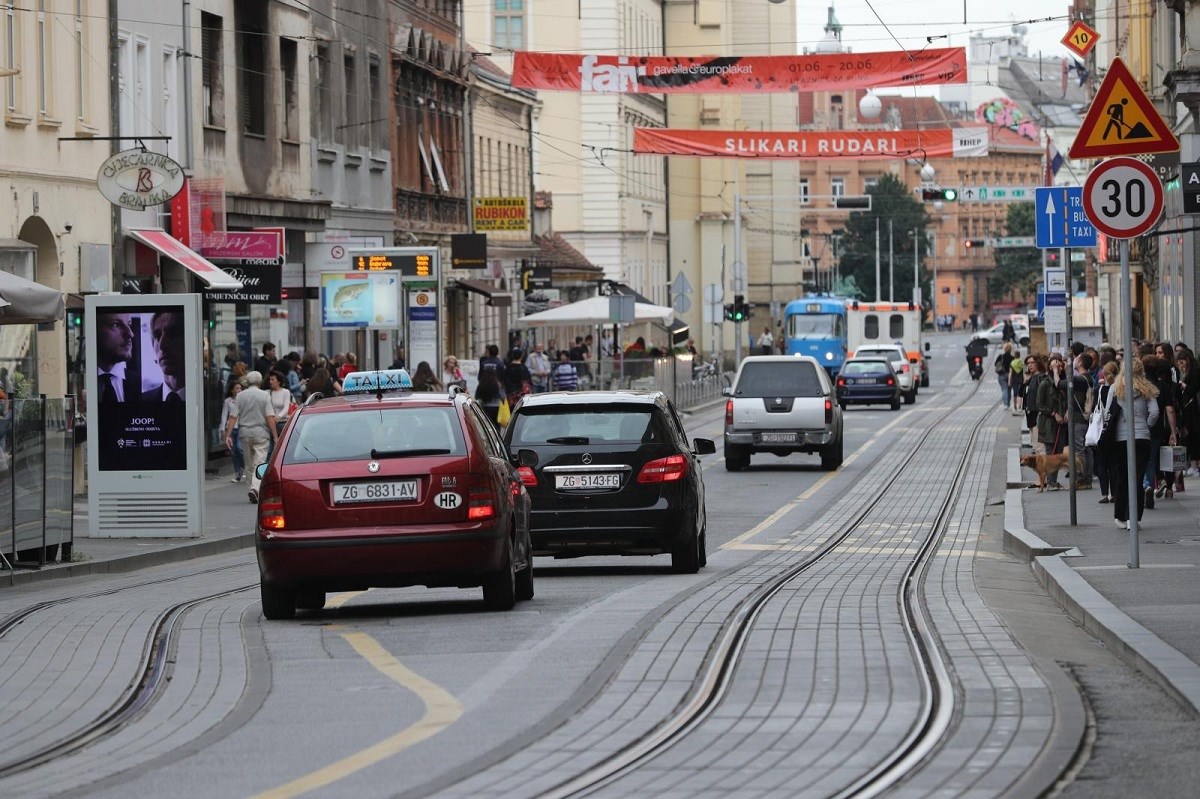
843;361;890;375
284;406;467;463
857;348;902;361
509;405;667;445
734;361;821;397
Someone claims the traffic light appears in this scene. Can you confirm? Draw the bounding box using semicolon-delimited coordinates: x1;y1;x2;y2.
964;238;987;249
726;295;749;323
833;195;872;210
921;188;959;202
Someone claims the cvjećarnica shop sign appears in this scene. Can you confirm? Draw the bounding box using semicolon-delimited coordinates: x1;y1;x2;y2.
97;148;186;211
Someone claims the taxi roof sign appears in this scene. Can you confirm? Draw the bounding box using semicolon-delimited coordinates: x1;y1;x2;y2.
1069;57;1179;159
1061;20;1099;59
341;369;413;394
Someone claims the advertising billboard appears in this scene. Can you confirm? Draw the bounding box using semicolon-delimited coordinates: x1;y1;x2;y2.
86;294;204;537
320;272;401;329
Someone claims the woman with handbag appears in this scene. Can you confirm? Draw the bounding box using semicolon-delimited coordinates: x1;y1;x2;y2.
1175;350;1200;482
442;356;467;390
1036;355;1068;490
1092;362;1119;503
1109;358;1160;528
994;342;1014;410
1145;355;1180;502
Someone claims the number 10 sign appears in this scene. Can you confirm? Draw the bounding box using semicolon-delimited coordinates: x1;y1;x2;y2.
1082;157;1164;239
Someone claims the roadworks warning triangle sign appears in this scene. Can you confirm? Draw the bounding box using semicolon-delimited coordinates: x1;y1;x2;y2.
1070;57;1179;158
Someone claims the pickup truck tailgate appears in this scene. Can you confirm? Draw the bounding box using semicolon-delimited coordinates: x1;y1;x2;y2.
729;360;828;430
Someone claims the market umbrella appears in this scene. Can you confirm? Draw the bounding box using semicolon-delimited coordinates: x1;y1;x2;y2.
514;295;674;328
0;271;65;325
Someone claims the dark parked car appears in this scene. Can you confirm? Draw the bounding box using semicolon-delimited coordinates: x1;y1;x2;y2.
504;390;715;573
836;357;903;410
254;370;536;619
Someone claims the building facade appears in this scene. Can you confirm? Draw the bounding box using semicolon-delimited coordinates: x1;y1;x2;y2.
0;0;112;399
465;0;670;319
664;0;800;359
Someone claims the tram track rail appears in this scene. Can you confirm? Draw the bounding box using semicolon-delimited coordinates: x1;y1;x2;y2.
0;565;256;779
534;381;992;799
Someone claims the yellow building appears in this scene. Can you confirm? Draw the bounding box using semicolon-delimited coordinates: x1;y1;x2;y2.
0;0;111;398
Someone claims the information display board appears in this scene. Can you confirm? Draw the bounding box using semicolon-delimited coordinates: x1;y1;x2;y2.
86;294;204;538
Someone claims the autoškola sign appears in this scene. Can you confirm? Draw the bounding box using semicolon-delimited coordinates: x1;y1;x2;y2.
97;149;186;211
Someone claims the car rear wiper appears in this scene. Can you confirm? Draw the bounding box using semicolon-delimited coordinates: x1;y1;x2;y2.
544;436;590;445
371;448;452;458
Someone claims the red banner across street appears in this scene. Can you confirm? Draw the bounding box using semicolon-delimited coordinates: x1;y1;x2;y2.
511;48;967;94
632;128;990;160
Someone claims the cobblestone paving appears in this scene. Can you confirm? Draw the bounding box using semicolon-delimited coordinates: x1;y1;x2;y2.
435;385;1056;798
0;560;256;798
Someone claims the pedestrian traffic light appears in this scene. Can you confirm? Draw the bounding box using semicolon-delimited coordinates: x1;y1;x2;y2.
964;238;987;249
921;188;959;202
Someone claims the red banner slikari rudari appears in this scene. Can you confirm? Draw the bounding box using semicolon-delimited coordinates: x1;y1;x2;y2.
632;128;990;160
511;49;967;94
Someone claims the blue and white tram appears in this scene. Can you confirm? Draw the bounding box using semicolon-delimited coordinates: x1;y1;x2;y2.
783;296;849;375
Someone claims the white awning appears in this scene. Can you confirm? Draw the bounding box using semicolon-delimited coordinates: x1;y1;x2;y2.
126;228;243;290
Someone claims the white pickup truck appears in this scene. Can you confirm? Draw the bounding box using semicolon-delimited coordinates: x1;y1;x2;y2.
721;355;844;471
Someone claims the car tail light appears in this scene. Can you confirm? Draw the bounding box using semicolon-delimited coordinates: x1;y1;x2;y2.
899;363;909;373
638;454;688;483
258;489;286;531
825;398;833;424
724;399;733;426
886;376;895;386
468;484;497;521
517;466;537;487
836;377;846;388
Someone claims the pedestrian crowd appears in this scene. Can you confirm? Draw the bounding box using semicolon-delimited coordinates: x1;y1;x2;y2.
1001;338;1200;529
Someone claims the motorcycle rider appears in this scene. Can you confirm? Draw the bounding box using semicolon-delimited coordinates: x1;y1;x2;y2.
965;337;989;379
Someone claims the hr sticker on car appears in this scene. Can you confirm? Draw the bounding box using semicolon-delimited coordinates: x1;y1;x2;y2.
434;491;462;509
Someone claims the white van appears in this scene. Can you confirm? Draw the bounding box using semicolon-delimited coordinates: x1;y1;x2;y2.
845;301;930;388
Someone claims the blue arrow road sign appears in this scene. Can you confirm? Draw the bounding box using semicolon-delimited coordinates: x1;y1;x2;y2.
1035;187;1098;249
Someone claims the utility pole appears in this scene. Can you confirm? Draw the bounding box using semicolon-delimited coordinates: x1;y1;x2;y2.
888;220;894;302
875;217;881;302
913;229;919;308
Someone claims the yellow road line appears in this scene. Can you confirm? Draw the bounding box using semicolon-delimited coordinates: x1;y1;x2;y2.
720;413;907;550
250;631;463;799
326;591;364;609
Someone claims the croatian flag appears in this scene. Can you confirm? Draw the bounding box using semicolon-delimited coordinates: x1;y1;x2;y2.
1045;137;1064;185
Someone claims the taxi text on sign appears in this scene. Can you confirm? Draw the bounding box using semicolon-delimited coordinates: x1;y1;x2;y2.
1068;57;1179;159
1061;20;1100;59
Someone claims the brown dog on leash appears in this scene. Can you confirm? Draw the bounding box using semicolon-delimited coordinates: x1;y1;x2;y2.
1020;446;1083;491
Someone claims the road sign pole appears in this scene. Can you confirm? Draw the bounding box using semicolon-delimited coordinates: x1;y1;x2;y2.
1065;245;1077;525
1121;239;1139;568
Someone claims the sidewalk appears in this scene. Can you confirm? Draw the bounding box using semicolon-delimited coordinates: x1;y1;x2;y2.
1;472;257;588
1005;443;1200;715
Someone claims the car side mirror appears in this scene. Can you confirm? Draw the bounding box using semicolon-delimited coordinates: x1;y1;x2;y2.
693;438;716;455
255;463;268;480
514;448;539;468
721;387;732;396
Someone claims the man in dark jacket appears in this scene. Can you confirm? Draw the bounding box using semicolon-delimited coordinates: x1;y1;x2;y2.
1036;356;1068;490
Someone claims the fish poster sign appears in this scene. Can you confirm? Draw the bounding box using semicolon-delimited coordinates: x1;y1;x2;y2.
320;272;401;329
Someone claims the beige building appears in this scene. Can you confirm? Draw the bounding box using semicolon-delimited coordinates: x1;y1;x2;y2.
0;0;112;398
664;0;800;358
464;0;669;313
456;51;538;359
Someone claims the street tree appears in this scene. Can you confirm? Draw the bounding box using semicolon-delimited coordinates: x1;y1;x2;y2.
833;174;930;304
989;202;1040;302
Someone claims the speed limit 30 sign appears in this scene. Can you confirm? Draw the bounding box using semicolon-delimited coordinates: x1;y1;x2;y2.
1082;157;1164;239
